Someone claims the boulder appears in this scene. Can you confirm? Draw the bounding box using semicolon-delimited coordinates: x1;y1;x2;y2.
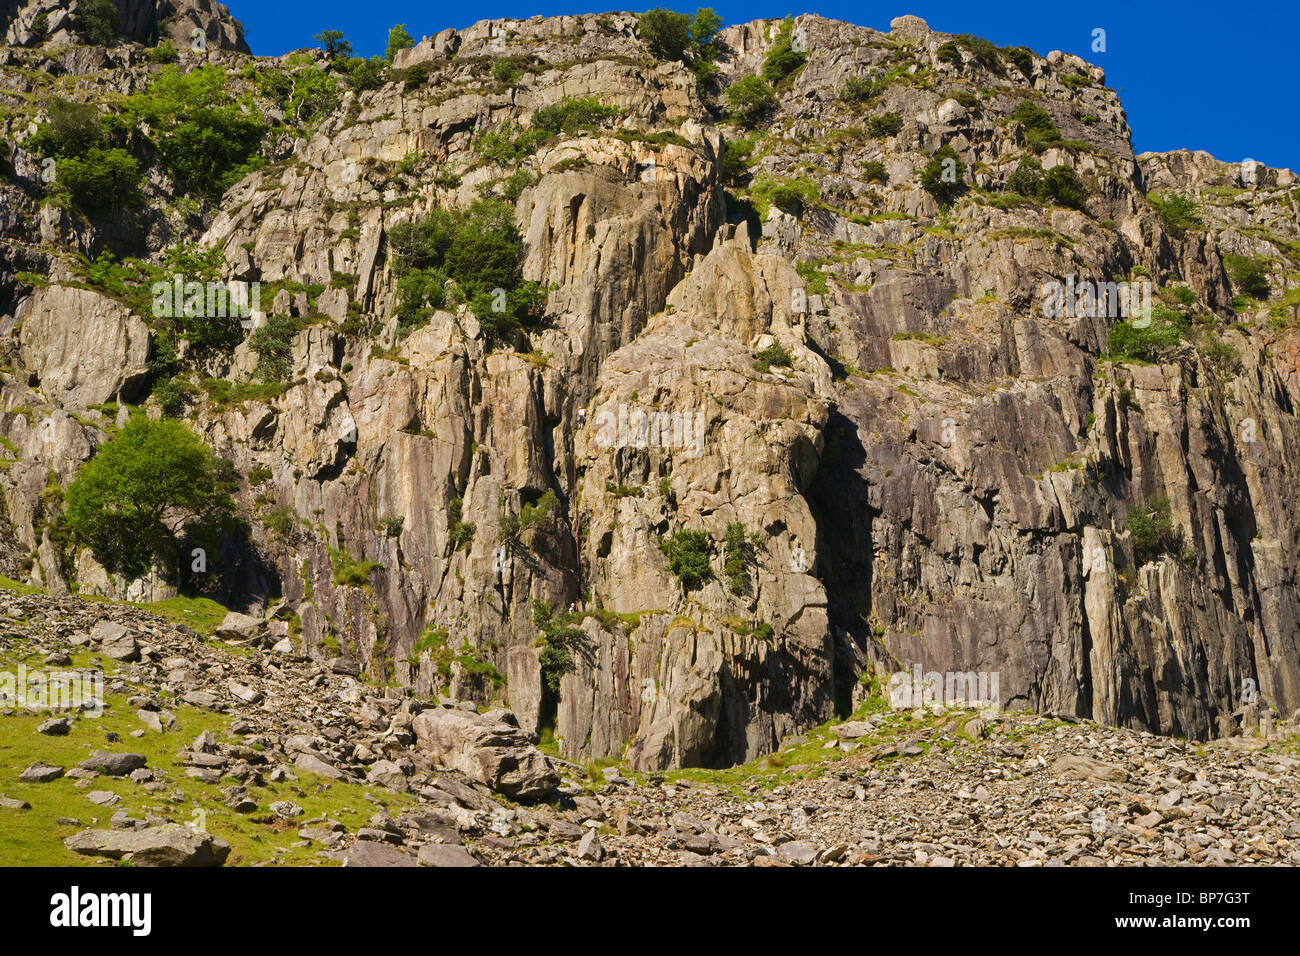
64;825;230;866
215;612;265;642
1051;754;1130;784
418;843;480;867
19;762;64;783
412;707;558;799
91;621;139;661
294;752;345;780
325;842;417;867
78;751;147;776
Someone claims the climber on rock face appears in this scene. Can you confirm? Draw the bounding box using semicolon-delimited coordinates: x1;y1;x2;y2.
576;407;586;426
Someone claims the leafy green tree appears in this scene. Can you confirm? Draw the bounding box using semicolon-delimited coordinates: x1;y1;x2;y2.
65;418;237;580
762;17;806;84
388;199;543;344
839;75;878;103
23;99;143;217
346;56;386;92
248;313;309;383
71;0;119;45
725;75;775;127
532;96;620;135
285;65;339;124
638;8;692;60
148;40;179;64
314;30;352;60
23;99;103;158
690;8;723;48
385;24;415;64
1004;158;1087;212
723;522;759;595
531;600;582;694
867;112;902;137
1005;157;1043;197
125;66;267;201
54;146;143;216
1107;307;1188;363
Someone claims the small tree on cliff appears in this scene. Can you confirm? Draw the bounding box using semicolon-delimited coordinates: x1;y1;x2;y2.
385;24;414;64
65;417;237;580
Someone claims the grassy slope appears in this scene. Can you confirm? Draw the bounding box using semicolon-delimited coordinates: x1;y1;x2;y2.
0;581;416;866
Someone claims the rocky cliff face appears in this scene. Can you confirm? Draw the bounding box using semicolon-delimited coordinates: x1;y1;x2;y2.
3;0;247;52
1;8;1298;769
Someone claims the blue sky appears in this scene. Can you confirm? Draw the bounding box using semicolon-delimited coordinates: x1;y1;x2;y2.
235;1;1298;171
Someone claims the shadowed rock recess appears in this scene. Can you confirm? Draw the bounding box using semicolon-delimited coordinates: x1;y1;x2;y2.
2;6;1300;793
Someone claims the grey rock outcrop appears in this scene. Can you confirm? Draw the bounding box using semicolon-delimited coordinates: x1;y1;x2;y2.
64;824;231;866
412;707;558;799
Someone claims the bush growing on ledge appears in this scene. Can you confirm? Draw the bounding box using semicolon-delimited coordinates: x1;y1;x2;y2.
725;75;776;127
659;530;713;591
71;0;119;45
1011;101;1061;153
1005;157;1042;197
753;341;793;373
447;497;475;551
532;96;621;135
1007;46;1034;77
532;600;582;694
1223;254;1270;301
1107;307;1188;363
1150;191;1202;238
839;75;879;104
330;546;380;586
867;112;903;138
1040;166;1088;212
388;199;544;344
723;522;760;596
762;17;807;85
1005;159;1088;212
920;145;966;204
148;40;179;64
750;175;819;218
954;34;1004;74
249;313;310;384
492;58;523;84
1128;498;1182;567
